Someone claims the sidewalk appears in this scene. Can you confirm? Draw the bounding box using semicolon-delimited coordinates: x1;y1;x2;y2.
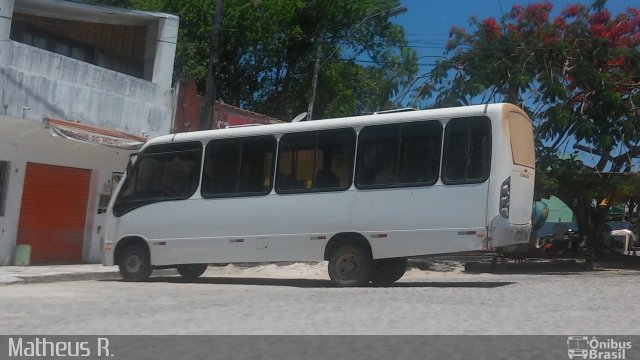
0;264;119;284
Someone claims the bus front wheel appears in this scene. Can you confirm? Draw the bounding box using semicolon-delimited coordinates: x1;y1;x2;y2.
328;245;373;287
370;258;407;285
177;264;208;280
119;244;152;282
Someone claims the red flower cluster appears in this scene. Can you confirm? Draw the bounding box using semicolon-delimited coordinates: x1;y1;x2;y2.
524;1;553;24
553;17;567;29
587;10;640;48
509;4;523;21
482;17;501;40
590;10;611;25
448;26;466;37
506;1;554;32
448;1;639;58
562;4;584;18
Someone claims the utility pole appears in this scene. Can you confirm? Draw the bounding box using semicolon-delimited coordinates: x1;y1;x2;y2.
305;6;406;121
307;34;323;121
200;0;225;130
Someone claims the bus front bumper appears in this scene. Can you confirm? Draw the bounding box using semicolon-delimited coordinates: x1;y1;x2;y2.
102;241;115;266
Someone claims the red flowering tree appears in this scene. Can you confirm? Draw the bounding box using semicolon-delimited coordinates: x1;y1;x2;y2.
422;0;640;252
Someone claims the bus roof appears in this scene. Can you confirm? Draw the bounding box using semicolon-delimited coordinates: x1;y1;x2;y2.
146;103;527;147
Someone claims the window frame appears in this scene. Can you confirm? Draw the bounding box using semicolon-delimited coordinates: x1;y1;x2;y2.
113;141;203;217
201;135;277;199
441;116;492;185
0;161;9;217
275;128;356;194
354;120;443;190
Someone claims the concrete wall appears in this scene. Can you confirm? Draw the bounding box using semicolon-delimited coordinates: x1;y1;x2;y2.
0;41;176;139
0;0;180;139
0;115;132;265
0;0;13;44
147;17;179;90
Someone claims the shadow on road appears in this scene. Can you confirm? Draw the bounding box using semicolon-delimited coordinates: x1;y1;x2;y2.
101;276;514;289
464;259;594;275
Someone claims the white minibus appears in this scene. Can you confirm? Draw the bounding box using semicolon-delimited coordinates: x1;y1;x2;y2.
103;103;535;286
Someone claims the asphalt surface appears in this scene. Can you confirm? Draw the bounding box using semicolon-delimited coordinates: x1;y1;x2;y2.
1;261;639;335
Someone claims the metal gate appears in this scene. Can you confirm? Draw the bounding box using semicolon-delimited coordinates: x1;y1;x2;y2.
17;163;91;263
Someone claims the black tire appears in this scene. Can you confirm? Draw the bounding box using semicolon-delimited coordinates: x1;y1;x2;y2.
119;244;152;282
328;245;373;287
370;257;407;285
176;264;208;280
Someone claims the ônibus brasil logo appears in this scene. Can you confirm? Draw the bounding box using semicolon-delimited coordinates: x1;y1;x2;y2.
567;336;632;360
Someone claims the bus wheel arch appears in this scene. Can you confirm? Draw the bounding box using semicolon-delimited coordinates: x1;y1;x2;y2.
114;236;152;282
325;232;373;287
324;232;372;261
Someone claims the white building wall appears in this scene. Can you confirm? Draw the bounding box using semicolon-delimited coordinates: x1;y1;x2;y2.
0;0;13;41
150;17;179;89
0;0;180;265
0;115;132;265
0;42;176;139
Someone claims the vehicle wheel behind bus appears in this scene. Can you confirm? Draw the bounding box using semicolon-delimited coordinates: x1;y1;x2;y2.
177;264;208;280
370;258;407;285
328;245;372;287
119;244;152;282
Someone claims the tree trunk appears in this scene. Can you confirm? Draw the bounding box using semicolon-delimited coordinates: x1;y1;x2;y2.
275;58;299;119
587;205;610;253
564;198;610;255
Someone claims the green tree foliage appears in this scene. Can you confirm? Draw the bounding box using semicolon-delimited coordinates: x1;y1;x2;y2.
420;1;640;251
88;0;417;120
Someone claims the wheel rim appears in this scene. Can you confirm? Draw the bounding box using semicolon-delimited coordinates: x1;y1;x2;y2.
336;253;360;279
125;254;143;274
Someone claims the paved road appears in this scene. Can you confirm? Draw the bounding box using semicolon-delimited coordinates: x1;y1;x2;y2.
1;262;639;335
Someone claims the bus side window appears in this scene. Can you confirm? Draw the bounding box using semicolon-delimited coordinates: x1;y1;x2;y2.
442;117;491;184
202;136;276;197
203;141;241;195
355;124;400;188
277;133;316;191
398;121;442;185
276;129;355;193
356;121;441;189
238;137;276;193
315;129;355;189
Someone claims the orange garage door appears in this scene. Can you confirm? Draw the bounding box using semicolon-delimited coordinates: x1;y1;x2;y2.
17;163;91;263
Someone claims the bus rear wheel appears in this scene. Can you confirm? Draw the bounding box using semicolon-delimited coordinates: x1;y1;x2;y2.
119;244;152;282
176;264;208;280
370;258;407;285
328;245;372;287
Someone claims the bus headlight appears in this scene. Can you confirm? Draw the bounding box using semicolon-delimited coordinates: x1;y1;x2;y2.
499;177;511;218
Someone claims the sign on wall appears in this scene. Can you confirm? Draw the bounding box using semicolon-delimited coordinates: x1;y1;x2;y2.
47;118;146;150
